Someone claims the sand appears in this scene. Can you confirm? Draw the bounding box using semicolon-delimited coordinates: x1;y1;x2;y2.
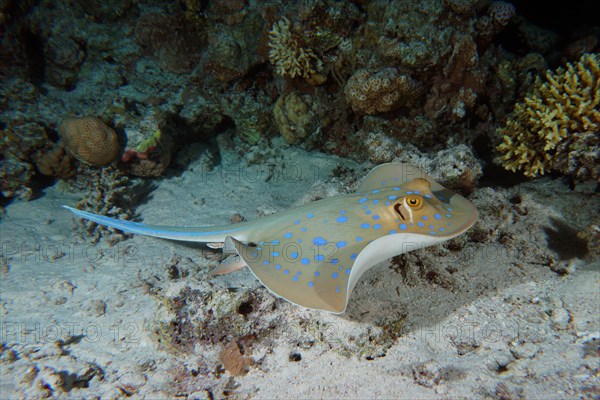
1;139;598;399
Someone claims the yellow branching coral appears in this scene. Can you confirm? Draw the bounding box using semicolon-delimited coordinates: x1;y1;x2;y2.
497;53;600;180
268;17;322;79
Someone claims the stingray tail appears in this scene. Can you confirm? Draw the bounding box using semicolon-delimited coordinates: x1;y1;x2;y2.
63;205;242;243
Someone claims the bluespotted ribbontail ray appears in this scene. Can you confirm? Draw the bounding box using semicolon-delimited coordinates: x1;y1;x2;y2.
64;163;478;313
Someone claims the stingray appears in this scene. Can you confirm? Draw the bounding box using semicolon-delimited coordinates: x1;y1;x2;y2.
64;163;478;313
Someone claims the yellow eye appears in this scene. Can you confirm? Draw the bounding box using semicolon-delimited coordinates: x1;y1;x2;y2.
405;195;424;210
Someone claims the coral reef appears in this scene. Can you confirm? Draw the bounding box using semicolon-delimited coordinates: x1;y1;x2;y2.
268;17;322;80
43;35;87;88
273;91;318;144
0;158;34;200
59;117;120;167
221;90;272;145
497;53;600;180
345;68;421;115
134;12;203;74
267;3;359;84
204;9;267;82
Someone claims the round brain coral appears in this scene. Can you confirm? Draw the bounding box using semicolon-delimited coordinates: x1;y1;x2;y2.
59;117;120;166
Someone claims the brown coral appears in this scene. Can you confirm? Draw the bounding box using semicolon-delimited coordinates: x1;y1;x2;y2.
344;68;420;115
59;117;120;167
497;53;600;180
488;1;516;29
34;144;75;178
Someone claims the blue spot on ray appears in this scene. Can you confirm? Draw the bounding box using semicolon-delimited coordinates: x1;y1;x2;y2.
301;258;310;265
337;241;347;248
358;197;367;204
361;223;370;229
313;237;327;246
284;232;293;239
336;216;348;223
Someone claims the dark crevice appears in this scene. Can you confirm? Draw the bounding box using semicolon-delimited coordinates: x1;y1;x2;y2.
22;29;46;85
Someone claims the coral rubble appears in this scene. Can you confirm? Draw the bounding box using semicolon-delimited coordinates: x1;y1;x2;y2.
497;53;600;180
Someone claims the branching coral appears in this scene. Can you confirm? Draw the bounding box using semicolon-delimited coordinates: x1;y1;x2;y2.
497;53;600;180
268;17;322;79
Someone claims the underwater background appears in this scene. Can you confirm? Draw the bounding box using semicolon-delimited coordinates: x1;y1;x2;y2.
1;0;599;398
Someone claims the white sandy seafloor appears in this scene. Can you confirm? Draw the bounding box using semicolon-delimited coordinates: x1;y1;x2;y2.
1;137;598;399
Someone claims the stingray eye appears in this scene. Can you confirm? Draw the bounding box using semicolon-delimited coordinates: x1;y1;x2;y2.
405;195;424;210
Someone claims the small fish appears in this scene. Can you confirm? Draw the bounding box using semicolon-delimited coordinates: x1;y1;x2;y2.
64;163;478;313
